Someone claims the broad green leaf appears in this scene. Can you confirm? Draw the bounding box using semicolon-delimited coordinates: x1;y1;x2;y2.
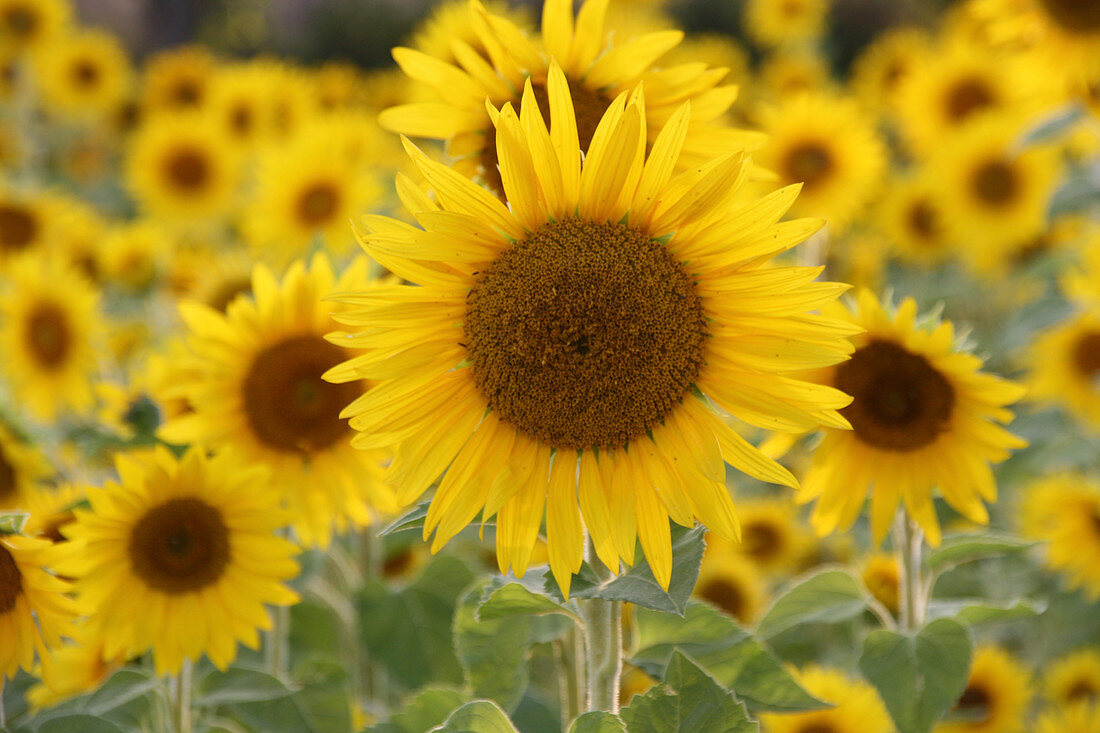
478;575;581;625
756;568;868;639
926;534;1037;572
357;554;475;690
431;700;520;733
83;669;160;717
546;525;705;615
926;599;1043;626
631;603;825;713
194;667;293;707
234;681;351;733
569;711;626;733
367;687;470;733
0;511;28;534
454;581;532;712
37;716;126;733
859;618;972;733
620;652;757;733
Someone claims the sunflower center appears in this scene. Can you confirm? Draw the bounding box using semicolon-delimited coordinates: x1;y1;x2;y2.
295;182;341;228
0;545;22;613
71;59;100;89
945;77;995;122
464;217;707;450
480;80;609;198
1039;0;1100;32
25;302;71;370
836;339;955;452
798;725;839;733
1067;680;1098;702
242;334;360;454
172;80;201;107
698;578;747;622
2;5;36;38
971;159;1018;207
128;497;230;594
953;684;992;723
230;104;254;135
783;142;833;189
164;147;210;192
382;547;415;578
0;203;36;252
1072;331;1100;380
907;198;940;241
742;522;783;563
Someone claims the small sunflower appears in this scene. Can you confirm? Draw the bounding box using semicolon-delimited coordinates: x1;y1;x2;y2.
849;27;932;115
125;112;243;222
860;552;900;615
973;0;1100;71
33;27;131;121
877;173;956;267
743;0;830;48
757;51;837;104
157;255;397;548
797;291;1027;546
936;645;1031;733
733;496;810;573
0;421;53;512
206;62;277;148
759;665;893;733
0;532;77;686
53;447;300;676
0;254;101;421
1027;311;1100;430
27;626;122;711
1045;649;1100;707
756;93;887;231
0;0;67;53
0;190;50;266
21;482;84;543
695;537;767;625
1034;701;1100;733
140;45;215;115
380;0;764;196
101;220;168;294
1019;474;1100;598
329;67;855;594
40;193;106;282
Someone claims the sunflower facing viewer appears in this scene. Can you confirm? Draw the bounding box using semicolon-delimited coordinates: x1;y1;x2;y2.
327;66;856;596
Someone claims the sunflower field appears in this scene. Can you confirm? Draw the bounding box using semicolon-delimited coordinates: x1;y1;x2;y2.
2;0;1100;731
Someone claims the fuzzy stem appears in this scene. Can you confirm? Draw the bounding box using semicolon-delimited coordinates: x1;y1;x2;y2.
173;658;193;733
895;512;926;632
578;538;622;713
266;603;291;681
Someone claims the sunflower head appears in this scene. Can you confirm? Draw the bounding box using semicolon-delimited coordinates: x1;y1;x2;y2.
32;27;132;121
760;665;894;733
0;0;68;52
937;645;1032;733
1045;650;1100;708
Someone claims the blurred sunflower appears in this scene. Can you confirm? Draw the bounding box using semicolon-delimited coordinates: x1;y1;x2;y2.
0;421;52;512
1034;701;1100;733
936;645;1031;733
0;0;68;53
849;27;932;115
0;532;77;687
743;0;830;48
1027;311;1100;429
760;665;893;733
21;482;84;543
158;255;396;548
380;0;763;196
0;254;101;421
140;45;215;115
695;538;767;625
878;173;955;267
757;52;837;103
0;191;50;265
33;27;131;121
860;552;900;614
974;0;1100;69
757;93;887;231
206;62;277;148
797;291;1027;546
54;447;300;676
733;497;809;573
41;193;106;282
1019;474;1100;597
183;247;255;313
312;61;364;111
126;112;243;222
101;220;167;294
27;626;123;711
329;69;855;594
1045;649;1100;707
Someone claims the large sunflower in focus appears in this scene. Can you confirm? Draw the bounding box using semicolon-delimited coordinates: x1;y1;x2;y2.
158;255;396;548
797;291;1026;546
380;0;763;196
327;67;855;595
54;447;299;676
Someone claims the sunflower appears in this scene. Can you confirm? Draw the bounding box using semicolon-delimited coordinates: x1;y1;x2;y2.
877;173;956;267
756;93;887;231
733;496;810;573
101;220;167;294
1034;702;1100;733
125;112;243;223
205;62;277;148
860;552;900;615
930;116;1060;275
759;665;893;733
0;0;67;53
973;0;1100;71
329;67;855;595
52;447;299;676
39;193;106;282
157;255;397;548
1027;311;1100;430
1019;474;1100;598
757;52;837;104
936;645;1031;733
848;27;932;115
0;253;101;421
0;421;53;512
140;44;215;115
21;482;84;543
26;626;122;711
407;0;534;68
0;532;77;687
182;247;255;313
379;0;764;197
797;291;1026;546
0;190;50;266
312;62;364;111
33;28;131;121
695;536;767;625
743;0;830;48
1045;650;1100;707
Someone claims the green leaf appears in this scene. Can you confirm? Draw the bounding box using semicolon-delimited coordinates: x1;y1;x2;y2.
1021;105;1081;145
454;580;532;712
379;501;431;536
431;700;520;733
37;716;126;733
631;603;825;713
83;669;161;717
368;687;470;733
478;574;581;624
620;652;757;733
546;525;705;615
194;667;294;707
0;511;28;535
859;618;973;733
233;681;351;733
569;711;626;733
357;554;475;691
927;598;1044;626
756;568;868;639
925;534;1037;572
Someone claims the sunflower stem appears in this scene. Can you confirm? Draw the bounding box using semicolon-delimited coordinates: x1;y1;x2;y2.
578;539;622;714
895;512;926;632
173;658;193;733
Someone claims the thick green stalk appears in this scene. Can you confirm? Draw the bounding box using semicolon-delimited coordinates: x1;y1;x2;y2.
578;539;623;713
895;512;926;633
173;658;193;733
